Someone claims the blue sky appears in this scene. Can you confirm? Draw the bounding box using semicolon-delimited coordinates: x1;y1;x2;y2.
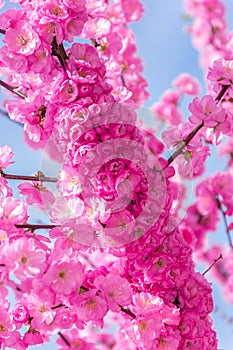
1;0;233;349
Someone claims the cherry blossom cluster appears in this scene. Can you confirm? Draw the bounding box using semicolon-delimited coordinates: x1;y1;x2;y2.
0;0;148;149
184;0;233;126
0;145;218;349
1;0;233;349
183;0;229;70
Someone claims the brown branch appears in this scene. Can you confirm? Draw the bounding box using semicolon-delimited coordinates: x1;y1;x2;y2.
0;29;6;35
58;332;71;347
15;224;58;230
1;171;58;183
202;254;223;276
51;303;64;310
119;305;136;318
165;85;230;168
79;285;89;292
165;121;204;167
51;36;68;71
215;84;230;103
120;74;126;87
0;80;26;99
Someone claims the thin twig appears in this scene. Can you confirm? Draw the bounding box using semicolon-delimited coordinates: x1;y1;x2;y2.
0;80;26;99
51;303;64;310
215;84;230;103
58;332;71;347
120;74;126;87
119;305;136;318
202;254;223;276
51;36;68;71
1;171;58;183
165;84;230;168
15;224;58;230
165;121;204;167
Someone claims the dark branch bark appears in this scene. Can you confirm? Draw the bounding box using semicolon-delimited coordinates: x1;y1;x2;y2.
0;80;26;99
51;36;68;71
1;171;58;183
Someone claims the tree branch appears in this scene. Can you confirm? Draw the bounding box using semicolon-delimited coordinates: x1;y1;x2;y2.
51;303;64;310
0;80;26;99
119;305;136;318
165;84;230;168
58;332;71;347
165;121;204;167
215;84;230;103
15;224;58;230
1;171;58;183
51;36;68;71
202;254;223;276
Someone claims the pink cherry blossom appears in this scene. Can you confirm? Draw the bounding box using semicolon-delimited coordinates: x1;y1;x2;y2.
55;79;79;105
188;95;227;127
0;308;16;338
172;73;201;95
0;8;27;32
4;237;47;281
0;177;12;198
94;273;133;311
39;0;69;24
0;197;28;225
22;288;56;329
0;145;14;169
4;20;40;55
43;259;83;295
57;165;83;197
62;0;86;12
152;100;183;126
208;58;233;91
18;182;55;210
23;328;43;346
66;13;88;42
120;0;144;23
73;289;108;325
12;304;29;324
83;17;111;38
